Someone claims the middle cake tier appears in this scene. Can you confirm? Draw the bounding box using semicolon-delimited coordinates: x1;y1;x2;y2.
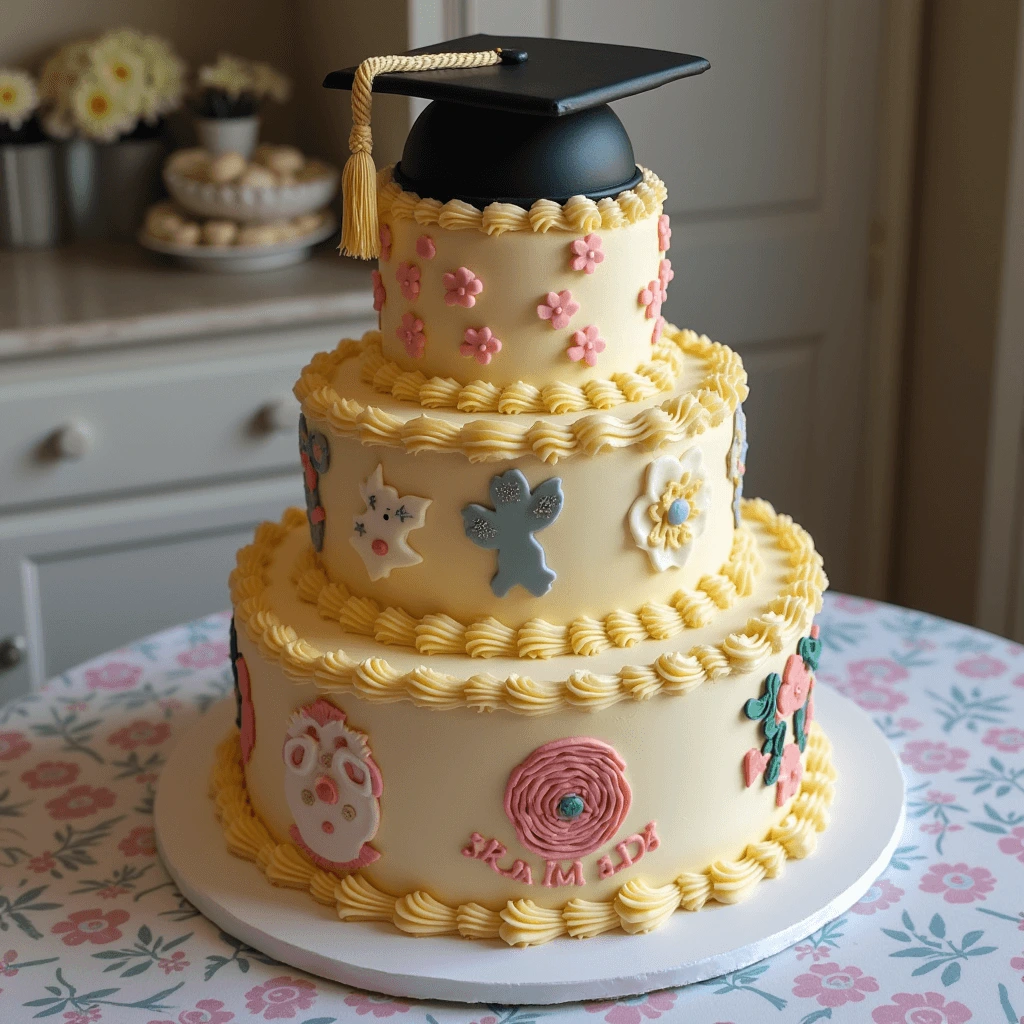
294;323;749;628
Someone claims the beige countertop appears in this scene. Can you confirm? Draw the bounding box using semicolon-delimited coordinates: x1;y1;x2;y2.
0;242;374;360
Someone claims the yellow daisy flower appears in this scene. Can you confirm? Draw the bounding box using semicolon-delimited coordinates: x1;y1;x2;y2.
0;69;38;130
89;35;147;99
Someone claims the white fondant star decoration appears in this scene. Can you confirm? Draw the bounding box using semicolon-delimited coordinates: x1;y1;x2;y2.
350;465;431;581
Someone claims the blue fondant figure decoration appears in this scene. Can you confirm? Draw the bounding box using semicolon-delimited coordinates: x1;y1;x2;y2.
462;469;563;597
299;413;330;551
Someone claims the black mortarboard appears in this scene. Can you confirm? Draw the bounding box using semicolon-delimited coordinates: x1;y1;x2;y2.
324;35;708;259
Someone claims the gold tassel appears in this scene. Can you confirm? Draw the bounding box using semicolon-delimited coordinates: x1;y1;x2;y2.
340;48;506;259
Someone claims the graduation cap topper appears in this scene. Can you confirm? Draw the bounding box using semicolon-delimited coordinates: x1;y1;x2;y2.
325;35;709;259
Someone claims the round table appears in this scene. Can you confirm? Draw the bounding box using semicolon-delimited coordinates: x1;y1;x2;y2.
0;595;1022;1024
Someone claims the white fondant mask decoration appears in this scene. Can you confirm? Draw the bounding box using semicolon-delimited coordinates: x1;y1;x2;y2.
350;465;431;581
282;697;382;871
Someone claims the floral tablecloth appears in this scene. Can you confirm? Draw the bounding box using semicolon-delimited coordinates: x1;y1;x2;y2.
1;595;1023;1024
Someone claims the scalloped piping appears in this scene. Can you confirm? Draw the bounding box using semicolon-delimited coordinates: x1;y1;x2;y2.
211;722;835;947
358;331;685;415
377;165;667;236
229;499;826;715
293;322;748;465
291;524;764;661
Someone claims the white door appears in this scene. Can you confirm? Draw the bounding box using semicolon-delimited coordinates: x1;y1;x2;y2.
433;0;883;590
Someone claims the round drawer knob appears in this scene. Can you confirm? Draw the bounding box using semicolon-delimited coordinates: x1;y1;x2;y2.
254;398;295;435
0;636;26;671
53;420;94;459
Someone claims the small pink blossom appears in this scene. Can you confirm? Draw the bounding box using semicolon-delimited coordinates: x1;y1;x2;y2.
982;726;1024;752
776;743;803;806
921;822;963;835
1011;950;1024;979
838;680;908;713
850;877;904;915
343;992;411;1017
119;825;157;857
638;280;662;320
777;653;812;721
396;261;420;301
64;1011;102;1024
460;326;502;365
51;908;129;946
956;653;1006;677
833;594;877;613
176;641;229;670
46;784;116;821
147;997;235;1024
657;258;674;297
871;991;972;1024
85;661;141;691
396;312;426;359
379;224;391;261
997;825;1024;863
848;658;909;685
567;324;606;367
443;267;483;307
0;949;17;976
28;852;56;873
371;270;386;312
1014;673;1024;688
898;717;922;730
651;314;665;346
795;943;832;961
657;213;671;252
21;760;78;790
107;719;169;751
792;963;879;1007
415;234;436;260
98;885;129;899
585;990;677;1024
926;790;956;804
158;950;189;974
244;975;317;1020
919;861;995;904
537;289;579;329
901;740;969;774
569;233;604;274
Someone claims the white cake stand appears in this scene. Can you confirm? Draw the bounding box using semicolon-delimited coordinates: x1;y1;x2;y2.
155;687;904;1005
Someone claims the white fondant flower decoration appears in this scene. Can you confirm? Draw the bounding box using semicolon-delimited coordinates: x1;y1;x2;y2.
350;465;431;581
629;449;710;572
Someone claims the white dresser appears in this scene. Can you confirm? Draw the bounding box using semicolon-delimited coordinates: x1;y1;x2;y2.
0;243;374;703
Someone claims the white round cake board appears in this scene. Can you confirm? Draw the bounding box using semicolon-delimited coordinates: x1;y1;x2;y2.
155;687;905;1005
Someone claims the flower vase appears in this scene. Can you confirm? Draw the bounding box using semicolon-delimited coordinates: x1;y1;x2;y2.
195;115;261;158
0;142;61;248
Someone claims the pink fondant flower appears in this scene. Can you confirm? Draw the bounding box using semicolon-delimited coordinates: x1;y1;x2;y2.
443;266;483;307
85;661;141;691
379;223;391;261
567;324;606;367
901;740;969;774
585;990;676;1024
919;862;995;903
956;653;1006;677
51;908;129;946
871;991;972;1024
997;825;1024;862
982;726;1024;752
396;261;420;301
536;289;579;330
776;743;803;806
792;963;879;1007
147;997;235;1024
569;233;604;274
118;824;157;857
371;269;386;312
850;878;904;915
396;312;426;359
460;326;502;365
244;975;317;1020
176;640;229;669
849;658;909;685
657;213;671;252
46;784;116;820
415;234;436;260
777;653;812;721
657;258;674;297
343;992;411;1017
0;731;29;762
107;719;170;751
651;314;665;346
21;760;79;790
638;280;662;320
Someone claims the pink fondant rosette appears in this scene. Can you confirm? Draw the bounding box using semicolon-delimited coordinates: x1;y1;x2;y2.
504;737;632;860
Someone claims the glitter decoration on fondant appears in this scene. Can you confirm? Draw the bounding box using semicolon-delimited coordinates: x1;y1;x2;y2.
443;267;483;308
651;314;666;347
350;464;431;582
371;269;386;312
628;449;709;572
396;312;426;359
504;737;632;860
228;617;255;765
658;258;674;298
298;413;330;552
461;326;502;365
567;325;606;367
282;697;382;872
415;234;436;259
396;261;421;301
537;290;579;330
639;280;663;320
727;404;748;529
379;223;392;261
569;233;604;274
461;469;563;597
658;213;671;252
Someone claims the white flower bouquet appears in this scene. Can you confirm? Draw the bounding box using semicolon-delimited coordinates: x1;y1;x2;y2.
192;54;291;119
0;68;43;143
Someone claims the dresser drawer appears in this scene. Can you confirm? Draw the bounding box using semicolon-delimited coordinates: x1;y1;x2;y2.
0;321;374;510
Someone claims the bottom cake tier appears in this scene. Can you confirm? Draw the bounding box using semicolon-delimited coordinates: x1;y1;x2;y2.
219;499;833;947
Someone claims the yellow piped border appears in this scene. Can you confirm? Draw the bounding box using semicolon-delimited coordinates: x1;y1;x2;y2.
293;323;747;465
377;165;667;236
291;524;765;661
358;332;684;415
211;723;836;947
229;499;826;715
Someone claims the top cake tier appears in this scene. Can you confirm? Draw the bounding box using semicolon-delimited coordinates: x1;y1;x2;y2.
374;166;670;390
